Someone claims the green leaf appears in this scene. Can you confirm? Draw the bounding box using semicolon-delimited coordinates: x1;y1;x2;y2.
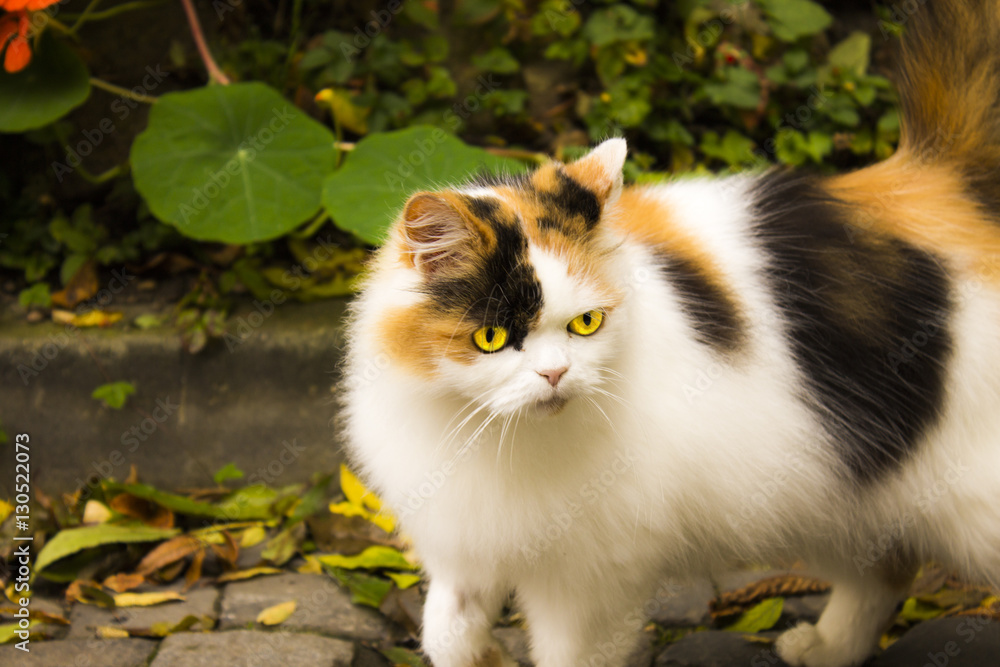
91;381;136;410
18;283;51;309
703;67;761;110
326;566;393;608
107;481;278;520
134;314;165;330
472;47;520;74
582;6;655;46
700;130;755;168
131;83;336;244
828;32;871;77
380;647;430;667
316;545;417;571
898;597;948;622
322;127;525;245
387;572;422;589
0;34;90;133
0;620;39;644
757;0;832;42
725;597;784;633
213;463;245;485
34;524;179;573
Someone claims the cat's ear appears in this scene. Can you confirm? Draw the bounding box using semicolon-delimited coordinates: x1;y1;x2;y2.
399;192;488;276
564;138;627;206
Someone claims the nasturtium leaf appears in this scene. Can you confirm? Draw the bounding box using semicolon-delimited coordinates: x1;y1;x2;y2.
0;34;90;133
317;545;417;571
828;32;871;77
131;82;336;244
757;0;832;42
725;597;784;633
91;381;136;410
322;127;525;245
34;524;179;574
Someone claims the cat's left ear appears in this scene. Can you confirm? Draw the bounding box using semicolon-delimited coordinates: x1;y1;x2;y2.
564;138;627;207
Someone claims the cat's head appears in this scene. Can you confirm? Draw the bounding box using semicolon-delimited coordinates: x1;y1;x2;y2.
368;139;631;416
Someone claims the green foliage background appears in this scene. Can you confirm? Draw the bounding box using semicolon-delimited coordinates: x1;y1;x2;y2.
0;0;905;319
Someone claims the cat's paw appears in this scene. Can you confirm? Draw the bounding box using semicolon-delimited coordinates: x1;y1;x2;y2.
776;623;868;667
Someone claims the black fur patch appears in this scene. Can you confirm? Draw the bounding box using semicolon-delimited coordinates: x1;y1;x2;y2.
655;252;744;353
752;173;953;483
538;171;602;232
425;213;542;352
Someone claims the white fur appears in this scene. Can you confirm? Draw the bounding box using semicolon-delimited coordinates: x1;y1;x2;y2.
341;172;1000;667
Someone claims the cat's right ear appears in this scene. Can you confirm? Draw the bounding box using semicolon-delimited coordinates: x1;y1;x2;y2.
400;193;489;276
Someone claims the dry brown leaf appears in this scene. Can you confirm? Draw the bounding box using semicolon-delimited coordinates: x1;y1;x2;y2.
379;586;423;638
156;559;187;583
256;600;296;626
114;591;184;607
216;567;283;584
711;575;830;619
209;531;239;570
103;573;146;594
66;580;115;608
96;625;130;638
51;259;98;309
109;493;175;529
135;536;202;576
184;548;206;592
124;464;140;485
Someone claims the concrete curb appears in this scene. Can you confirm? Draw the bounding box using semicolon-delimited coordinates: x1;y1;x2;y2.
0;298;349;495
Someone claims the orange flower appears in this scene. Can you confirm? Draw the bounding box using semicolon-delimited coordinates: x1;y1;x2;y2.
0;11;31;72
0;1;60;10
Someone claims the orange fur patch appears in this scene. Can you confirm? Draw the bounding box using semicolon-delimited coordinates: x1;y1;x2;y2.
827;154;1000;283
379;303;480;378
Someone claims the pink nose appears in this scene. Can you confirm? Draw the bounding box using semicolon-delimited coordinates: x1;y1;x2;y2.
537;367;568;387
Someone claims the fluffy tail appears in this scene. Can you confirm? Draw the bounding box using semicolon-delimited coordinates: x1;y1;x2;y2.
894;0;1000;211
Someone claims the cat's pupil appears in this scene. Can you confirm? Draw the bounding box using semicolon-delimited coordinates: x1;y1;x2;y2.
485;328;495;343
582;313;592;326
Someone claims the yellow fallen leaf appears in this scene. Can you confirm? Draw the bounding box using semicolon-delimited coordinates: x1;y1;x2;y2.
52;309;124;328
387;572;421;590
0;500;12;524
297;555;323;575
239;525;268;548
216;567;282;583
96;626;129;638
256;600;296;626
329;500;395;534
82;500;112;525
113;591;185;607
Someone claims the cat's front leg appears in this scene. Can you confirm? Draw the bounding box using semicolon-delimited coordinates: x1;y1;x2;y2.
422;577;518;667
776;567;913;667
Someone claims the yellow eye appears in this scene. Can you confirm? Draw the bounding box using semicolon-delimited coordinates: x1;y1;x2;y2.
568;310;604;336
473;325;509;353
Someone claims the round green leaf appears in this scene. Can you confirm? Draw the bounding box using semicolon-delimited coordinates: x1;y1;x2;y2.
0;34;90;133
131;83;336;244
322;126;526;245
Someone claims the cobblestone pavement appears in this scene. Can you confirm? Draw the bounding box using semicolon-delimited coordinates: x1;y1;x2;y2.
3;570;998;666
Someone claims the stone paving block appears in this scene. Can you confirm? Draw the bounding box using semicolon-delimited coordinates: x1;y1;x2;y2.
149;629;354;667
648;578;715;627
219;572;393;642
869;616;1000;667
67;586;219;638
780;594;829;624
654;630;789;667
0;637;157;667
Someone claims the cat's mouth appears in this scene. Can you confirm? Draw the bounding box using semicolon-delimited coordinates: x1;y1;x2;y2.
535;394;568;414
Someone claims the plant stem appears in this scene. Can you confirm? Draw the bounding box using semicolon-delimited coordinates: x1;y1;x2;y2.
284;0;305;68
291;211;330;239
89;77;158;104
63;1;165;29
180;0;231;85
68;0;103;34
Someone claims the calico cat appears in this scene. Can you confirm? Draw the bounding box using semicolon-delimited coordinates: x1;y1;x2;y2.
341;1;1000;665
